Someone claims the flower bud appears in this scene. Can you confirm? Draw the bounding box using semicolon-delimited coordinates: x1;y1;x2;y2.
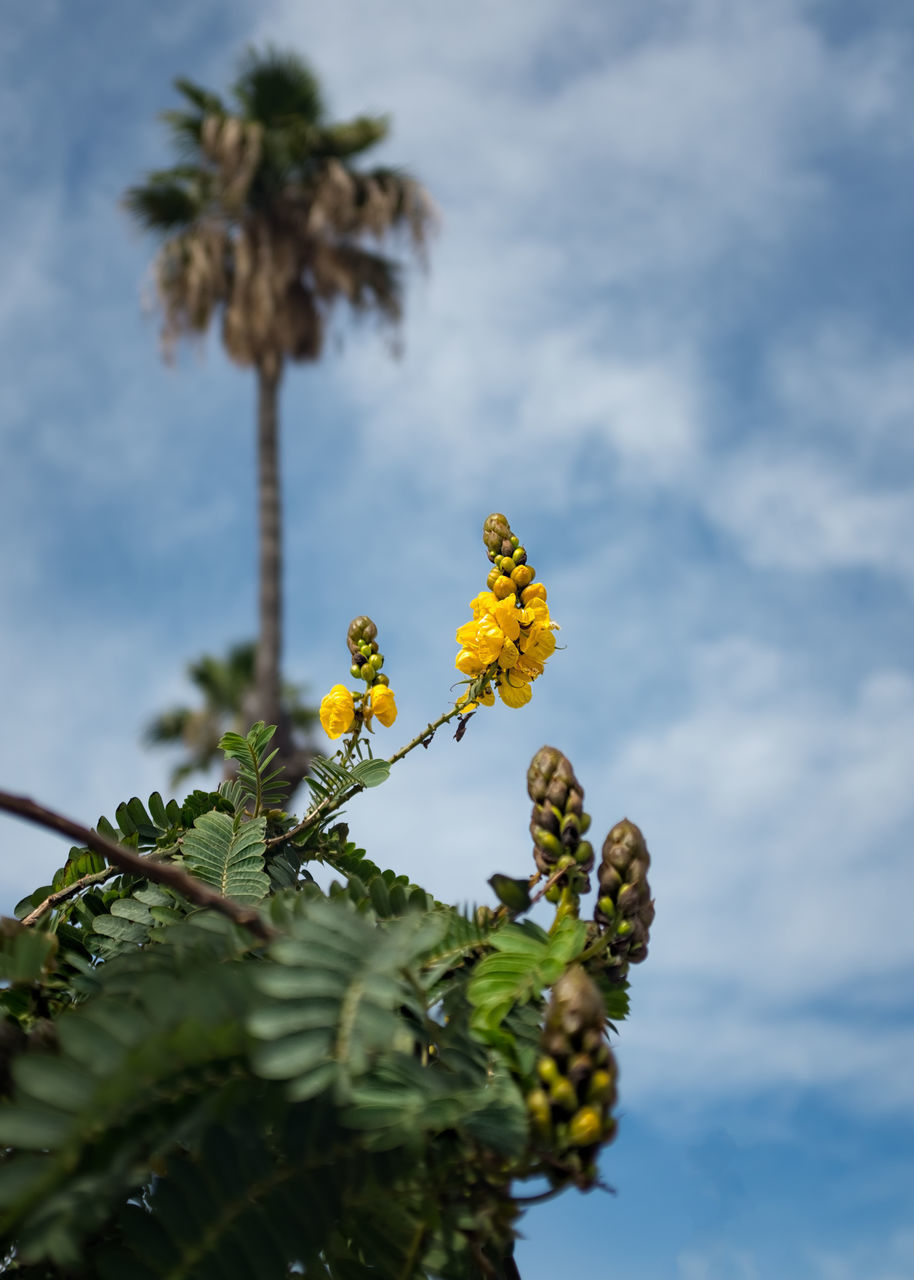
568;1106;602;1147
594;819;655;978
549;1077;577;1114
347;615;378;656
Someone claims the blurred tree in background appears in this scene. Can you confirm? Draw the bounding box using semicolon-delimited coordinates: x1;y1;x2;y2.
145;641;317;787
125;47;434;791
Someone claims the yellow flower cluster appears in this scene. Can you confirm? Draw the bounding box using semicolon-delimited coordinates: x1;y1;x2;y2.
319;615;398;741
455;580;557;709
319;683;398;740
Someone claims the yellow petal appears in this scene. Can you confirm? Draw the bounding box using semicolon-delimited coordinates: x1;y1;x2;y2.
497;638;520;669
456;646;487;676
319;685;356;739
367;684;397;727
497;676;532;708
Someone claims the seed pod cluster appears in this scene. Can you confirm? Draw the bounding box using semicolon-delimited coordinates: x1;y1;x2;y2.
526;966;618;1188
593;819;655;977
346;615;389;689
482;512;536;598
527;746;594;900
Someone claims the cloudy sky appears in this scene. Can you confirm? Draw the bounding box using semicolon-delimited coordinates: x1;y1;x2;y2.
2;0;914;1275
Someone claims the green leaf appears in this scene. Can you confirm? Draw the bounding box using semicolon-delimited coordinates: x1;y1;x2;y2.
467;918;587;1043
0;925;57;984
91;916;149;945
488;874;532;913
350;759;390;789
219;722;289;815
12;1056;95;1112
181;812;270;904
594;973;630;1023
0;1105;72;1150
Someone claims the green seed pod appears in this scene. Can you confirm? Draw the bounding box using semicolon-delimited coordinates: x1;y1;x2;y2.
574;840;594;866
549;1076;577;1114
537;1056;560;1087
531;826;564;860
374;673;390;687
579;812;592;835
561;812;581;838
512;545;527;563
526;1087;552;1134
597;895;615;923
587;1068;616;1104
568;1106;603;1147
350;665;362;679
545;883;561;904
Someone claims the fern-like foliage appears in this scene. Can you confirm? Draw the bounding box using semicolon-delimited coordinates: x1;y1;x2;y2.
181;811;270;905
218;722;289;816
0;718;654;1277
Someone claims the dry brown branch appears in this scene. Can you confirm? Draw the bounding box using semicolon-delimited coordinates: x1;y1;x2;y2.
0;789;275;941
21;866;119;926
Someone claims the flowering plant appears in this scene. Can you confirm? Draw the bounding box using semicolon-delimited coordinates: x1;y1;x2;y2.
0;514;655;1280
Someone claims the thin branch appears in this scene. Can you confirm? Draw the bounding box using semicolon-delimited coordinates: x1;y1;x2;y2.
526;861;573;911
266;702;465;849
386;703;464;767
0;788;275;941
21;866;119;926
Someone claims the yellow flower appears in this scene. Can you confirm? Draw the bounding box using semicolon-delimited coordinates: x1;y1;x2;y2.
497;637;520;669
456;571;557;707
498;673;533;708
515;653;545;682
366;683;397;728
319;684;355;739
455;646;487;677
455;613;505;668
520;624;556;663
488;594;521;642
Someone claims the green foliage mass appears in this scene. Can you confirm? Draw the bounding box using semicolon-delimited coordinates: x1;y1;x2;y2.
0;722;651;1279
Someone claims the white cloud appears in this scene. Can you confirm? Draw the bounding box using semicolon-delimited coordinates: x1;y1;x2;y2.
768;320;914;453
707;452;914;579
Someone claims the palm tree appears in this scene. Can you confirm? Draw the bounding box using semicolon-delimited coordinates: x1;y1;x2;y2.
145;641;318;789
125;47;434;790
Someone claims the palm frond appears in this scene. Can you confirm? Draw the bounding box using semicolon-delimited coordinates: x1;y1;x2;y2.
173;76;226;116
122;178;203;232
144;707;192;745
310;241;401;320
232;46;324;126
314;114;390;160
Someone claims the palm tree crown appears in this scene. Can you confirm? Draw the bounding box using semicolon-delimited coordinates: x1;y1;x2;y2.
126;49;433;792
145;642;317;789
125;47;433;377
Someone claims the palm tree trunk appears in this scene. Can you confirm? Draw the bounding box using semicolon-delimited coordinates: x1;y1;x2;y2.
255;361;284;736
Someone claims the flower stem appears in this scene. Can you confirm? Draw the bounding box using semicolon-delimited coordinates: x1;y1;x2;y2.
268;702;468;848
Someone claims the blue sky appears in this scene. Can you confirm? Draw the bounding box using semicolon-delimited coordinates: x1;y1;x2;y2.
2;0;914;1275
